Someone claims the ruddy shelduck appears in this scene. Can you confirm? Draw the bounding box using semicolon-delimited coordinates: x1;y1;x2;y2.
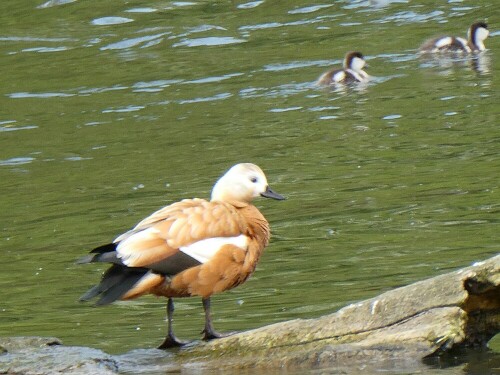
79;163;285;348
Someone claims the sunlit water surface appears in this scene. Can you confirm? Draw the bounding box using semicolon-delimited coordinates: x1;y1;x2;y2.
0;0;498;373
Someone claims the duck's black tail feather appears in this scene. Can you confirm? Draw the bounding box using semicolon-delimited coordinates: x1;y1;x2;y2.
79;243;149;305
80;264;150;305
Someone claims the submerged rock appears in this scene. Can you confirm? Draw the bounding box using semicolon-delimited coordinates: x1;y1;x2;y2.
0;338;117;375
0;336;61;351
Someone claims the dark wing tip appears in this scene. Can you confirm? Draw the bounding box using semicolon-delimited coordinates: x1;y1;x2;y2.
75;254;97;264
79;285;102;302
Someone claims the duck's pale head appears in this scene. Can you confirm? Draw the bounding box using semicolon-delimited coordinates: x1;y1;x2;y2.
211;163;285;204
344;51;366;72
469;22;489;51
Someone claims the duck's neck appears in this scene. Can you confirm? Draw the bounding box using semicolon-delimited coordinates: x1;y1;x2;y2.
238;205;271;247
469;29;487;51
237;205;271;280
474;40;486;51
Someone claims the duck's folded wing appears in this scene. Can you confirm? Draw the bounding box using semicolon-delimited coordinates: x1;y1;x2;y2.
115;199;247;270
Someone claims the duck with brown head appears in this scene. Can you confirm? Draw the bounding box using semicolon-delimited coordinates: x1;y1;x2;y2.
419;22;489;53
317;51;370;85
79;163;285;348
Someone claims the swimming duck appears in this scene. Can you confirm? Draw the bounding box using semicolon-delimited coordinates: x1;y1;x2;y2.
317;51;369;85
79;163;285;348
419;22;489;53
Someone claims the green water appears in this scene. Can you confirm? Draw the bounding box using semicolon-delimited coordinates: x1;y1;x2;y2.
0;0;498;371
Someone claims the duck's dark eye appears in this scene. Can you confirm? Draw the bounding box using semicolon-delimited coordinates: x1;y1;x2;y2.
250;176;258;183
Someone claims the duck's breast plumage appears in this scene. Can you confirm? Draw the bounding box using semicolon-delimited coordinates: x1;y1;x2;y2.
152;203;271;298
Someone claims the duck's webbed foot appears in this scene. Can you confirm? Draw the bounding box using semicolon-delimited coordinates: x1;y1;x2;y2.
158;333;189;349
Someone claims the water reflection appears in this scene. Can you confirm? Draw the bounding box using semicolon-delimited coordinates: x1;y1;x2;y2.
470;53;491;74
419;52;492;75
317;81;371;95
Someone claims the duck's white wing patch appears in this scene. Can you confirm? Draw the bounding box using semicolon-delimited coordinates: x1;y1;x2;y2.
333;70;346;83
180;234;249;264
435;36;452;48
115;227;161;266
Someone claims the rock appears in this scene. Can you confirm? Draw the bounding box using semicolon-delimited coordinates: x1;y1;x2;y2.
176;253;499;371
0;339;118;375
0;336;61;352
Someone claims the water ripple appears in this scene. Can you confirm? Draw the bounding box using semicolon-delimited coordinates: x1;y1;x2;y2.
263;60;335;72
132;80;182;93
372;10;445;24
0;157;35;166
21;46;70;53
172;36;246;47
125;7;157;13
91;17;134;26
8;92;74;98
382;114;402;120
102;105;145;113
185;25;227;33
0;36;75;42
183;73;243;84
79;86;128;95
237;1;264;9
289;4;333;14
369;0;409;8
0;124;38;132
239;17;325;31
308;106;340;112
65;156;93;161
101;33;169;50
37;0;76;9
240;82;312;98
178;92;232;104
171;2;196;7
269;106;303;113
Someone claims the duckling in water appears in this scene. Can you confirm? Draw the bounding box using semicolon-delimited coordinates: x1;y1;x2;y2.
419;22;489;54
317;51;369;85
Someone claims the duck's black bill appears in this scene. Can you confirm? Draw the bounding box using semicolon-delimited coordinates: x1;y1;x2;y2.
261;186;286;200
